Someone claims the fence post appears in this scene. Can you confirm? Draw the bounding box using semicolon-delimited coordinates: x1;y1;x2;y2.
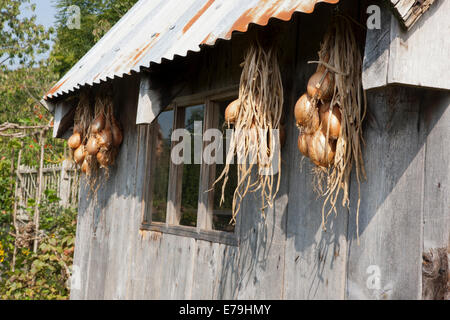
33;130;46;253
59;160;71;208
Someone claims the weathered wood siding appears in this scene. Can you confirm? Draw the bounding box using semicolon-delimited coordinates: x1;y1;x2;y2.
363;0;450;91
71;5;449;300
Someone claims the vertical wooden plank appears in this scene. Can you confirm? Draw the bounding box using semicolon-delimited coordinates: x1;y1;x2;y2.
143;232;165;299
422;91;450;251
235;188;287;300
103;76;140;300
70;178;94;300
213;244;239;299
129;123;153;299
281;9;349;300
284;129;348;299
59;160;71;207
158;234;196;299
346;87;426;300
126;121;151;298
84;170;109;300
190;241;222;299
122;88;142;300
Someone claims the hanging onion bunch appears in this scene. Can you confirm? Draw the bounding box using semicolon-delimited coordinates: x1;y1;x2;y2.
216;43;284;221
69;91;92;166
294;16;367;234
68;89;123;197
85;92;122;174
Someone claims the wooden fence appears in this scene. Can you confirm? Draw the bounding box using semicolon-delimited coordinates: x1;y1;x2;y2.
15;160;80;219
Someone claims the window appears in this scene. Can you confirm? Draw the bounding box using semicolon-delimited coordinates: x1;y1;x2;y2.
212;101;237;233
179;105;204;227
148;109;174;223
141;88;240;246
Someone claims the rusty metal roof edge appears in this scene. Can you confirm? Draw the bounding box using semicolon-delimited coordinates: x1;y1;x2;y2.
44;0;339;100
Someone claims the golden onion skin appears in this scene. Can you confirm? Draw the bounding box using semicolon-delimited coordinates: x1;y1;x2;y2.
308;130;336;168
298;133;311;158
97;126;113;149
74;145;86;165
307;71;335;102
68;132;82;150
225;99;240;124
319;103;342;140
91;114;106;134
86;136;100;156
294;93;316;128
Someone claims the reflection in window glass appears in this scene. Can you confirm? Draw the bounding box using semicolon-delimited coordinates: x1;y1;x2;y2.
213;101;237;232
150;110;174;223
179;105;204;227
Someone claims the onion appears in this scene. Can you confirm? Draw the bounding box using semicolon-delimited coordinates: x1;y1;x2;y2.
86;136;100;155
97;149;113;168
81;159;89;175
68;132;81;150
307;70;334;101
97;125;113;149
111;117;123;147
294;93;316;128
298;133;311;157
308;130;336;167
225;99;240;124
319;103;341;140
91;114;106;134
74;145;86;165
304;108;320;134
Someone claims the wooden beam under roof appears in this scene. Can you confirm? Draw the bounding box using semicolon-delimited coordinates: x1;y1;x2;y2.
389;0;436;29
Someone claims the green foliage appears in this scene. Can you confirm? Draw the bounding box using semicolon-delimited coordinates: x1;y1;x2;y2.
0;189;77;300
0;0;137;300
0;157;13;231
0;0;53;68
0;63;65;167
50;0;138;77
0;0;63;167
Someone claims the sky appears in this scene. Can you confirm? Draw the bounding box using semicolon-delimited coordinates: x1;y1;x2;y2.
11;0;58;67
31;0;57;30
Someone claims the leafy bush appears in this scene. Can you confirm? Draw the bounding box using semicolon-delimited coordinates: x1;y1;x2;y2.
0;189;77;300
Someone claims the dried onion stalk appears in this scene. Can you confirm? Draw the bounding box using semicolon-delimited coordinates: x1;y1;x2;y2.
310;16;367;237
215;43;284;221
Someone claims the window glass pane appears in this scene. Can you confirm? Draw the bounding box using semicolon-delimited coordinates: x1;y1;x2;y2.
150;109;174;223
212;101;237;232
179;105;204;227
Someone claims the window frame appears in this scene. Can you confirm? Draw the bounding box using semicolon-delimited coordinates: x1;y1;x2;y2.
140;86;241;246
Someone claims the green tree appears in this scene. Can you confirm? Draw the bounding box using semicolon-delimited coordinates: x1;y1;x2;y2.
0;0;52;68
50;0;138;77
1;0;138;300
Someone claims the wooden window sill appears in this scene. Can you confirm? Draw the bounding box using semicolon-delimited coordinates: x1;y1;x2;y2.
140;222;239;247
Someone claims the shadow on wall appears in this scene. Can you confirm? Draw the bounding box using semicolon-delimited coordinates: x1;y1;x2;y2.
363;0;444;72
349;85;449;240
74;1;449;299
214;84;449;299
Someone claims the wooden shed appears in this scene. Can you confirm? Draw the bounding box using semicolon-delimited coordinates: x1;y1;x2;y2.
43;0;449;300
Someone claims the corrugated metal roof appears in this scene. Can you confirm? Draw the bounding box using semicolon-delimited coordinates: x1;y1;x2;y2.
45;0;339;100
